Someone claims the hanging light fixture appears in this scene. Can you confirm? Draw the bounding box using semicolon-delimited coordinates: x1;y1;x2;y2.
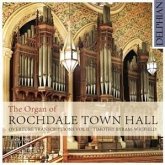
60;3;80;73
147;48;157;75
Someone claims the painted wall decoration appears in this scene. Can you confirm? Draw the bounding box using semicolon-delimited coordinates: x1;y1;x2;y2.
111;3;152;49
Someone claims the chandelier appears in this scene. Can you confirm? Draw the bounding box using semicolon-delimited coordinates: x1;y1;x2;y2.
147;48;157;75
60;4;80;73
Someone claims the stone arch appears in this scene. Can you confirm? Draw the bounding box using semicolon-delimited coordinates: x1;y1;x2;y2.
73;22;96;45
122;38;143;61
3;3;67;49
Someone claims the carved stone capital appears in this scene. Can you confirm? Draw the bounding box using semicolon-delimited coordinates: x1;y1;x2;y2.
3;47;13;59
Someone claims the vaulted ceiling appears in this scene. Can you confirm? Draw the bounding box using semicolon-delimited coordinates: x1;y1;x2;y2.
3;3;152;48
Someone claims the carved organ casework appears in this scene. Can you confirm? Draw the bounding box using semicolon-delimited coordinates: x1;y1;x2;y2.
11;6;67;101
74;5;123;102
127;42;157;102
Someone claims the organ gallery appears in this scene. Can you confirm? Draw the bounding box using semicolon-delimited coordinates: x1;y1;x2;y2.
2;2;163;163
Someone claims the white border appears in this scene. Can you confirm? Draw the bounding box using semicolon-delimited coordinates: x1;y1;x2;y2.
0;1;164;165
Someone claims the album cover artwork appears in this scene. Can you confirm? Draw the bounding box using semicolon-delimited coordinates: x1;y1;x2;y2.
2;1;164;163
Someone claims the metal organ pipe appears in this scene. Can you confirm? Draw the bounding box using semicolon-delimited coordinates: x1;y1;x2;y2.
93;66;96;94
52;63;55;89
27;57;31;86
86;66;88;94
87;65;90;94
19;55;22;85
39;42;43;87
62;66;64;91
108;49;112;94
63;67;66;91
27;29;31;38
24;32;27;44
43;35;47;86
141;72;144;101
55;64;59;91
48;45;52;87
104;45;108;94
59;64;61;91
100;49;104;95
91;65;94;94
21;35;25;45
90;64;92;94
21;55;25;86
31;58;34;87
31;25;34;38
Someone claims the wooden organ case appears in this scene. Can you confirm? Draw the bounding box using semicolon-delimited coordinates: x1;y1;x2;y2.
74;5;123;102
73;5;157;150
11;6;67;102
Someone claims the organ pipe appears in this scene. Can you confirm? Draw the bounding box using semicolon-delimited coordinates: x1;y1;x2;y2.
43;35;47;86
24;56;28;86
55;64;59;90
63;67;66;91
24;32;27;44
104;46;108;94
108;49;112;94
27;29;31;38
27;57;31;86
52;63;55;89
93;67;96;94
86;66;88;94
100;49;104;94
31;25;34;37
22;55;25;85
39;45;43;86
19;55;22;85
48;46;52;87
31;58;34;87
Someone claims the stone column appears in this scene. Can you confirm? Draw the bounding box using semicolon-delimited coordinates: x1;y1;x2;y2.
3;47;12;101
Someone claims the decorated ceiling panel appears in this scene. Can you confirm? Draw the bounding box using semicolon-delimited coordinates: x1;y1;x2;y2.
111;3;152;49
46;3;98;36
3;2;152;49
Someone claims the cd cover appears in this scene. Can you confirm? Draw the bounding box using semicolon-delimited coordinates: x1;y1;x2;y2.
1;0;164;163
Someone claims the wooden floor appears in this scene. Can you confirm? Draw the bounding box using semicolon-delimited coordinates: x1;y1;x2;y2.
66;150;163;163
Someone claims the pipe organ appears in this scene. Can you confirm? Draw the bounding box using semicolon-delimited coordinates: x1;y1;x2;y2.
74;5;123;102
127;44;157;102
12;6;67;101
74;5;156;103
73;5;157;150
10;4;158;153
